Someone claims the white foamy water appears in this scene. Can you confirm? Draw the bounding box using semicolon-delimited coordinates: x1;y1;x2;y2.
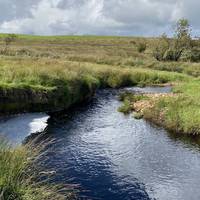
0;113;49;145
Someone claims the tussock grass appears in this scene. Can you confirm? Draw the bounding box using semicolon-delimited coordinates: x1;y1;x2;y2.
0;139;75;200
0;57;188;90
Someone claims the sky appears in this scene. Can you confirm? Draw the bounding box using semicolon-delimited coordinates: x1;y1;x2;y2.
0;0;199;36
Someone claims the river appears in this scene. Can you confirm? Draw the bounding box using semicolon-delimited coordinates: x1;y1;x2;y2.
1;87;200;200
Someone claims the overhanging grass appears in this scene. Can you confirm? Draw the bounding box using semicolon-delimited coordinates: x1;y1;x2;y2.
0;139;74;200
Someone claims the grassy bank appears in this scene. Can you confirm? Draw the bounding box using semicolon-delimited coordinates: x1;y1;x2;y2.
118;79;200;135
0;34;198;134
0;34;199;132
0;35;200;134
0;56;188;114
0;139;75;200
143;80;200;135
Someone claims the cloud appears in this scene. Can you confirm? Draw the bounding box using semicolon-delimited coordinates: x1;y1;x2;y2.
0;0;199;36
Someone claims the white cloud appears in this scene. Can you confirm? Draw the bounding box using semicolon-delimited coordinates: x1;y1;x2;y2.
0;0;199;36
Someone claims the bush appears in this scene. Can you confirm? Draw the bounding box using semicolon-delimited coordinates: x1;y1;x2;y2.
153;35;170;61
180;48;200;62
153;19;192;62
163;48;182;61
136;41;147;53
190;48;200;62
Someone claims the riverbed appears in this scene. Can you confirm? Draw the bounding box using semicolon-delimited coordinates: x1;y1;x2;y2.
1;87;200;200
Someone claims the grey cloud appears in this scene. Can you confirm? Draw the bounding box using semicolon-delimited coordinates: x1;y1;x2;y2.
0;0;199;36
0;0;40;21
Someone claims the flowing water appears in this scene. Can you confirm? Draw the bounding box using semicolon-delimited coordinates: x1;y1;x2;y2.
1;87;200;200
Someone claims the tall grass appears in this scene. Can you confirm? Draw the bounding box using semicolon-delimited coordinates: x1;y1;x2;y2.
0;56;189;113
0;139;74;200
0;140;28;199
0;58;189;89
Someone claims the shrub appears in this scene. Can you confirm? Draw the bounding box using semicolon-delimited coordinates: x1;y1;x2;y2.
153;34;170;61
190;48;200;62
163;48;183;61
0;139;72;200
136;41;147;53
180;48;200;62
153;19;192;62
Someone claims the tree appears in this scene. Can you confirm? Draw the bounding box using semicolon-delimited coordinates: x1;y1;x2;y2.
175;18;191;39
153;18;192;61
174;18;192;50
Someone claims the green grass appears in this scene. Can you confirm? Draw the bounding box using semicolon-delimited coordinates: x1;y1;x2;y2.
0;34;196;132
141;79;200;135
0;139;75;200
0;34;198;131
0;57;188;88
0;55;189;114
118;92;149;114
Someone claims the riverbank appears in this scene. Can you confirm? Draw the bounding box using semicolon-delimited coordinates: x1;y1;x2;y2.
0;57;188;114
119;79;200;135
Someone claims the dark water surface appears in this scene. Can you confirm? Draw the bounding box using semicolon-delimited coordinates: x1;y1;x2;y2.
1;87;200;200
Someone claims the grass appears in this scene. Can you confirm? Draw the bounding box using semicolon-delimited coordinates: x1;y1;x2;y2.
142;80;200;135
0;54;189;114
118;78;200;135
0;57;187;89
0;139;75;200
0;34;198;133
118;92;149;114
